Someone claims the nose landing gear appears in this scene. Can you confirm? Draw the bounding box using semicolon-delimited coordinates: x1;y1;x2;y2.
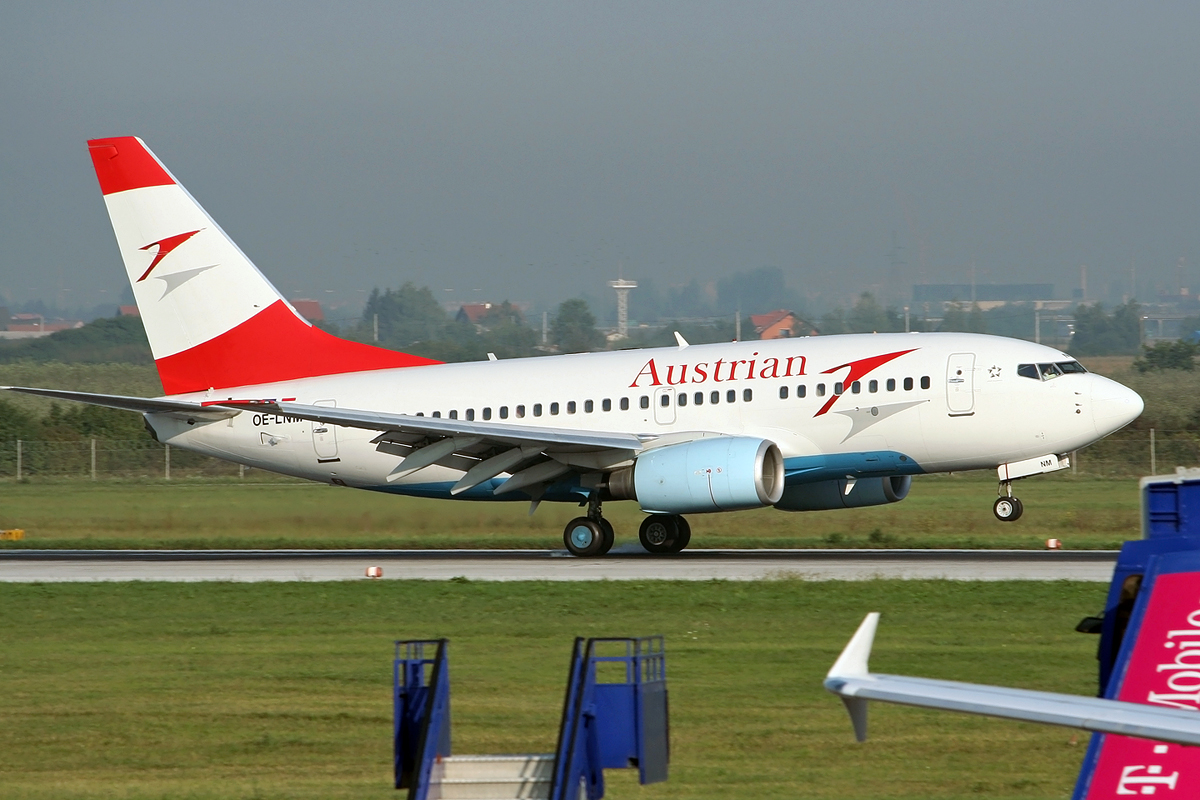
993;482;1024;522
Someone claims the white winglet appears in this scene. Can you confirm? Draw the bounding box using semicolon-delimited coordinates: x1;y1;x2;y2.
674;331;689;348
825;612;879;743
827;612;879;680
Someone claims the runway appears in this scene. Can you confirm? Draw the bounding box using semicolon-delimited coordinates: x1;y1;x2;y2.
0;548;1118;582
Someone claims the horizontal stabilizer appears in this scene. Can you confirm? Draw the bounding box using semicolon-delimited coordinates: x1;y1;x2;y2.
1;386;233;417
824;614;1200;747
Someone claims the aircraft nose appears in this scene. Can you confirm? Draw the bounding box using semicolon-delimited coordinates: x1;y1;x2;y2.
1091;375;1143;435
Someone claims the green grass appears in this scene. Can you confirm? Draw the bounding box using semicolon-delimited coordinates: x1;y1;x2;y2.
0;471;1138;550
0;580;1105;799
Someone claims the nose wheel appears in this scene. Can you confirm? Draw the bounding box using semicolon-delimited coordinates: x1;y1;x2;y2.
993;483;1024;522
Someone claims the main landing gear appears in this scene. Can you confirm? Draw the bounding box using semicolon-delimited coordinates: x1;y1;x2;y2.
993;481;1024;522
561;494;692;557
562;492;615;558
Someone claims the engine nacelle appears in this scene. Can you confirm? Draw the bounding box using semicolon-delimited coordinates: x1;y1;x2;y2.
773;475;912;511
608;437;784;514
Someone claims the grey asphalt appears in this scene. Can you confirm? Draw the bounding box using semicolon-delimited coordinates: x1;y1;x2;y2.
0;548;1118;582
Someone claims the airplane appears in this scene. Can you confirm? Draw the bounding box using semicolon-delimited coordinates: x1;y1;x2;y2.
2;137;1144;557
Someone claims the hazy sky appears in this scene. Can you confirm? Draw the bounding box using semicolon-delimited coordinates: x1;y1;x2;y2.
2;1;1199;320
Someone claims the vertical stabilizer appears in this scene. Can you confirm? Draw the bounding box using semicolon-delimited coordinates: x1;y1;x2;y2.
87;137;438;395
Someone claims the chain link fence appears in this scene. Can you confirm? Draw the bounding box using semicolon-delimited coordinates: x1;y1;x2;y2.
0;430;1193;481
0;439;246;480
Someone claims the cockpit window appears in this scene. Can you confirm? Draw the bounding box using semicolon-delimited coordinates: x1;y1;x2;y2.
1039;363;1063;380
1018;361;1086;381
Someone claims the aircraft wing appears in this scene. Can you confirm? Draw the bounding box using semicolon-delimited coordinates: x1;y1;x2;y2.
824;613;1200;747
229;400;649;496
1;387;654;497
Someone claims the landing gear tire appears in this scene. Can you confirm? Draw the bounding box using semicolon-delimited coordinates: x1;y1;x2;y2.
993;496;1024;522
597;518;615;556
564;517;608;557
639;514;690;554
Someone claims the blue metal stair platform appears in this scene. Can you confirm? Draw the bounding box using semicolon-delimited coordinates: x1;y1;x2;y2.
394;636;669;800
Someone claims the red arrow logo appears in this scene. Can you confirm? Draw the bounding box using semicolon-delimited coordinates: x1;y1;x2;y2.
137;229;202;282
814;349;918;416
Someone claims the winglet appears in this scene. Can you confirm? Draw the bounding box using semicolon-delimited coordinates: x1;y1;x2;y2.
674;331;689;349
824;612;880;742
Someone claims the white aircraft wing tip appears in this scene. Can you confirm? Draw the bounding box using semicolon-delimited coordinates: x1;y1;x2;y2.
827;612;880;681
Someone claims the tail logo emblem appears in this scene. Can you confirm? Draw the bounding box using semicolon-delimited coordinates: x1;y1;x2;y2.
137;229;202;282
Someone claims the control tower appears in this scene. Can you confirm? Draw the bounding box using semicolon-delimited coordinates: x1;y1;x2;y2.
609;278;638;339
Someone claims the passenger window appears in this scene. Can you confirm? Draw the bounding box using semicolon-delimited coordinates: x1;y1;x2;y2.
817;383;826;397
416;412;424;417
584;400;593;413
602;398;612;412
620;397;629;411
711;391;720;404
640;396;650;409
851;381;861;394
660;394;670;407
779;386;789;399
727;389;736;403
797;385;806;398
515;405;525;418
1017;364;1039;380
567;401;577;414
886;378;895;391
743;388;753;402
678;393;687;407
834;382;844;395
869;380;878;393
482;408;492;420
694;392;703;405
432;411;441;418
466;409;475;421
449;410;458;419
533;403;542;417
500;406;509;419
920;376;930;389
550;402;559;415
904;377;913;391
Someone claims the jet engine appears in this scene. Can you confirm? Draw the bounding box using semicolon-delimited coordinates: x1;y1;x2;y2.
607;436;784;514
773;475;911;511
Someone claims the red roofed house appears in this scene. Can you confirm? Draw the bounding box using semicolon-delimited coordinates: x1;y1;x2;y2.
289;299;325;323
750;310;818;339
456;303;494;326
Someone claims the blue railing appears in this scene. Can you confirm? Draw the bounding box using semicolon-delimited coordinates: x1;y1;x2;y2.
550;636;669;800
394;639;451;800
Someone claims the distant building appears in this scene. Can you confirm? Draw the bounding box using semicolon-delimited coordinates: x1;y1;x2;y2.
118;305;140;317
289;299;324;323
750;310;818;339
912;283;1060;311
456;303;494;326
0;313;84;339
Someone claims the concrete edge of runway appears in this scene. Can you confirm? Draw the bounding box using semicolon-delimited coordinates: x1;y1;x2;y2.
0;548;1120;562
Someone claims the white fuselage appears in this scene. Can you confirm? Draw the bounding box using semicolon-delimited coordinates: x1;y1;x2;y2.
145;331;1141;503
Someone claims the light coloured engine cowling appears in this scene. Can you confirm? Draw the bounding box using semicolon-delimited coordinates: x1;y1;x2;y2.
773;475;912;511
607;437;784;514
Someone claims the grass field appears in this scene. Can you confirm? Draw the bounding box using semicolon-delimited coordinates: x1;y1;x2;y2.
0;471;1140;550
0;579;1106;800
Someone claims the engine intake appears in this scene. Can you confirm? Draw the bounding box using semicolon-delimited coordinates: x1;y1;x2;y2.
773;475;912;511
608;437;784;514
